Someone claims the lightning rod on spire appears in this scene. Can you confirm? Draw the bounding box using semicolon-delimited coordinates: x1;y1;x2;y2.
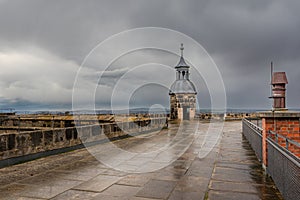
180;43;184;57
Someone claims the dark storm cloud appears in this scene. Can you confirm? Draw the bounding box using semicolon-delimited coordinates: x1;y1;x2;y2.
0;0;134;63
126;0;300;108
0;0;299;110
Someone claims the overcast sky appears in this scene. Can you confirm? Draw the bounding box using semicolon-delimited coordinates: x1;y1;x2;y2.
0;0;299;111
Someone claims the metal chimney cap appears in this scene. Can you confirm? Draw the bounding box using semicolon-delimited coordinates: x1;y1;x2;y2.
272;72;288;84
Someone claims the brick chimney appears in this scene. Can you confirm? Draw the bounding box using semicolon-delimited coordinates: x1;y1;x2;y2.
259;70;300;167
269;72;288;110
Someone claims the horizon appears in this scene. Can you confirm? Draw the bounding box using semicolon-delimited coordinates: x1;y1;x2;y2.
3;107;300;115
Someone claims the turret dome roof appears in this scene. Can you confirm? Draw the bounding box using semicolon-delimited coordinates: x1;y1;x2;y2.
169;79;197;94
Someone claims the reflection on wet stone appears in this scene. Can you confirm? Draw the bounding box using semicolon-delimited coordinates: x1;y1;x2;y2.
136;179;177;199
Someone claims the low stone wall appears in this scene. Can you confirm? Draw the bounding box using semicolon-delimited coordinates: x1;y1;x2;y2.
0;118;167;166
196;112;258;120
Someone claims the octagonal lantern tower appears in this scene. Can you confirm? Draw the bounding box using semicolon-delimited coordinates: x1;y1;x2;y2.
169;44;197;120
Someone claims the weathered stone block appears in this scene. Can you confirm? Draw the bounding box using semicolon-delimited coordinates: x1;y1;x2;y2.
31;131;42;146
92;125;101;136
0;135;7;151
54;129;65;143
43;130;53;146
65;128;73;140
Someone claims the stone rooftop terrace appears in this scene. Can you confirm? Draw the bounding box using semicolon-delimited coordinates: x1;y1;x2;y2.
0;121;283;200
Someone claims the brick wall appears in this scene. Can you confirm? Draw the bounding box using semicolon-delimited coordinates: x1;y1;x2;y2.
265;118;300;157
260;112;300;158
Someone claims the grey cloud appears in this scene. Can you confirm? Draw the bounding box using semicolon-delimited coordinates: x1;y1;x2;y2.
0;0;299;110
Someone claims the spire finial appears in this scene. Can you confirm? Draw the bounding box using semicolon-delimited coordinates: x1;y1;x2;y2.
180;43;184;57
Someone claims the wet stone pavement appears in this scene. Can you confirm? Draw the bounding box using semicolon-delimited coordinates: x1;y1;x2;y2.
0;121;283;200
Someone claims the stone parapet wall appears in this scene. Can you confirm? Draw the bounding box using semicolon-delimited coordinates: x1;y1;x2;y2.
0;127;80;161
0;118;167;163
196;112;258;120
